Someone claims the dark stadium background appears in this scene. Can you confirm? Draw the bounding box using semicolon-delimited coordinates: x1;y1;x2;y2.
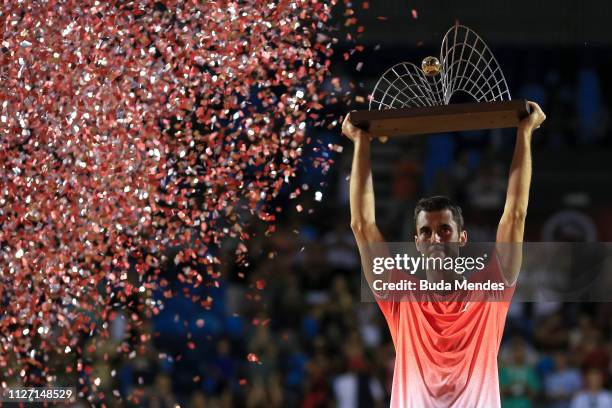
79;1;612;406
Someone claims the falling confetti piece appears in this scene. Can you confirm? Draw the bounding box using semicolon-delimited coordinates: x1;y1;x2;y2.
247;353;260;363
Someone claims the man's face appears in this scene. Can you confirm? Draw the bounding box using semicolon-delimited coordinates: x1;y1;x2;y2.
414;209;467;257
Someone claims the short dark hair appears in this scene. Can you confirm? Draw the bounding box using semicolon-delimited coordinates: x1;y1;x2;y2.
414;196;464;231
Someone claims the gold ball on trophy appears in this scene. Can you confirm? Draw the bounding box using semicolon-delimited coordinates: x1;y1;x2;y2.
421;56;441;76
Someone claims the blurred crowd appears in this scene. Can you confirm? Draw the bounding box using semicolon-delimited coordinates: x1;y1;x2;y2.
89;215;612;408
72;48;612;407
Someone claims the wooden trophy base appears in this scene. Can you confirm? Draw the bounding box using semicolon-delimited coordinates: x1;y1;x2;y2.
350;100;530;137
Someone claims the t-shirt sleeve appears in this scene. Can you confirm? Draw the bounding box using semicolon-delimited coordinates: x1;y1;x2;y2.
373;267;404;341
468;250;515;302
375;298;400;344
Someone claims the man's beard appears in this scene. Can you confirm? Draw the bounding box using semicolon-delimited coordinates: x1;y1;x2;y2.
423;242;461;283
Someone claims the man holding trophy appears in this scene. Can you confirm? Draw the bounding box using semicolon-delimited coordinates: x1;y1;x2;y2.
343;24;548;406
344;96;545;406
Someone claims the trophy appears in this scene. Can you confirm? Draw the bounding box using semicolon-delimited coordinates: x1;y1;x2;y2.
350;24;529;136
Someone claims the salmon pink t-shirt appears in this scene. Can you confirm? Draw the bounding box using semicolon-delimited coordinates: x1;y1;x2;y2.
376;260;514;407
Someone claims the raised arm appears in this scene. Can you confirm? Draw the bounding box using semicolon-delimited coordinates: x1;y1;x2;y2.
496;101;546;285
342;114;386;289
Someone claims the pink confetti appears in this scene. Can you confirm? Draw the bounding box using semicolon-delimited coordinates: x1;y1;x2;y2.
0;0;345;386
247;353;260;363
